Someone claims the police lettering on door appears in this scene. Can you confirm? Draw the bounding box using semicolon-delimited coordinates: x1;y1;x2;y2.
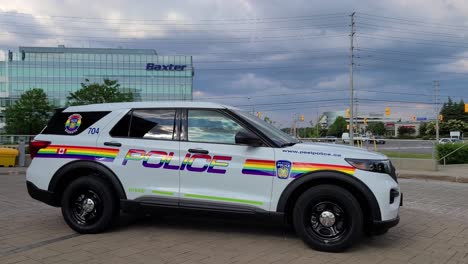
122;149;231;174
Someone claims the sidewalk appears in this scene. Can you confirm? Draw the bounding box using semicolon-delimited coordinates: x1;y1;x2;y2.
0;166;27;175
398;164;468;183
1;165;467;183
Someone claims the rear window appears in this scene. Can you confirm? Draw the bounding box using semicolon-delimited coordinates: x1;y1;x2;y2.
109;109;176;140
42;109;110;135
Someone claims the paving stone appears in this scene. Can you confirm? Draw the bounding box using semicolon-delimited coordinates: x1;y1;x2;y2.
2;176;468;264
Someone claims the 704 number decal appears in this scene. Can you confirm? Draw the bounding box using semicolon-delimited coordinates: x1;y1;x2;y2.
88;127;100;134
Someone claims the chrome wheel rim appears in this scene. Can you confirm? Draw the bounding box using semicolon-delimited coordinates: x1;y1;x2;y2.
306;201;348;242
71;189;102;225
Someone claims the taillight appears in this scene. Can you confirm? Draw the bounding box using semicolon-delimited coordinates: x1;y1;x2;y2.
30;140;51;159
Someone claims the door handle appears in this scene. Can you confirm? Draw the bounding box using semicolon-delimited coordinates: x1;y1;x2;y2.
104;141;122;147
188;148;209;154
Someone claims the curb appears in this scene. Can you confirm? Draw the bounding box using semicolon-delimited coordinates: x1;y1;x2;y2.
399;173;468;183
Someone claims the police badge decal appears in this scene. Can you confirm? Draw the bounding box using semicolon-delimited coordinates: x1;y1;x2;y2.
65;114;82;134
276;160;292;179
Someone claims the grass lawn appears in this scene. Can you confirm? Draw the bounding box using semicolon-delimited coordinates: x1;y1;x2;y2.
380;151;433;159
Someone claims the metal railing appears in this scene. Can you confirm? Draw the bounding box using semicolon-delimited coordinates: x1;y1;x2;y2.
0;135;35;146
438;142;468;166
0;135;35;167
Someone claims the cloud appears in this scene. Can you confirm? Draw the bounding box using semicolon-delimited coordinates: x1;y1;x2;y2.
1;0;468;125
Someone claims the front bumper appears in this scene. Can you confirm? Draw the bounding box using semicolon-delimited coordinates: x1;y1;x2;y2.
373;215;400;230
26;181;58;206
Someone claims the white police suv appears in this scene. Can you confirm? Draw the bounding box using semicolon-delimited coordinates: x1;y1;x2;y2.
26;102;401;252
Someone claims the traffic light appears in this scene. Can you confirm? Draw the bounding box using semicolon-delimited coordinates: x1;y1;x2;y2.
363;117;367;125
439;114;443;121
346;108;350;118
465;104;468;113
385;107;391;116
300;114;304;122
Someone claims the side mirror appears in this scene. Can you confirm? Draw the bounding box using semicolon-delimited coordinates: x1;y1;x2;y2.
235;130;263;147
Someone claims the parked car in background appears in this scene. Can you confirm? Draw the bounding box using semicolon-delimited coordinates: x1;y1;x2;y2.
367;136;386;144
325;136;337;143
341;133;363;144
439;138;463;144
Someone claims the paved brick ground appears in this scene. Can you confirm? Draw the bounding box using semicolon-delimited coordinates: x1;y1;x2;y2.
1;175;468;264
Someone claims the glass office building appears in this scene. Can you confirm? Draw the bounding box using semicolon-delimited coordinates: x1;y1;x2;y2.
0;46;194;108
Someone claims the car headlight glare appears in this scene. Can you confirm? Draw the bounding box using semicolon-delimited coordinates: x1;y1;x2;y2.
345;158;391;174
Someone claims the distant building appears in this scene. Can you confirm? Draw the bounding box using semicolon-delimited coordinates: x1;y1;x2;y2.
319;110;422;136
0;45;194;130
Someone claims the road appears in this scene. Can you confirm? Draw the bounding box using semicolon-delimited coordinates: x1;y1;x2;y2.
304;139;436;154
363;140;435;154
1;175;468;264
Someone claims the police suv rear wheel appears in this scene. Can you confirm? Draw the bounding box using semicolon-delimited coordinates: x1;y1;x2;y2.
293;185;363;252
61;176;119;234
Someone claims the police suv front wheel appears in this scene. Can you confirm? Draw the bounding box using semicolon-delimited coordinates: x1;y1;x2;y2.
61;176;119;234
293;185;363;252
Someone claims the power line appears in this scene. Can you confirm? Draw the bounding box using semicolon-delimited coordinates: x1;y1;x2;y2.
0;31;347;46
235;98;348;107
357;12;468;30
197;88;349;100
0;20;346;33
357;33;468;49
0;12;347;26
358;23;468;40
0;10;346;22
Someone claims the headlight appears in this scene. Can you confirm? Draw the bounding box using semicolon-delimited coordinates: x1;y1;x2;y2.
345;158;391;174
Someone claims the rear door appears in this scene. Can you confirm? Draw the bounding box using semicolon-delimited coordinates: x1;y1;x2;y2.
97;108;180;202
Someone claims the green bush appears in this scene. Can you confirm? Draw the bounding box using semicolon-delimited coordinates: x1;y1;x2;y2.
437;143;468;164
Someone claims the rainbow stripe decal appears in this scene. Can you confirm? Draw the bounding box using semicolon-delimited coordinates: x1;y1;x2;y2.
242;159;276;176
36;145;119;162
242;159;355;178
290;162;355;178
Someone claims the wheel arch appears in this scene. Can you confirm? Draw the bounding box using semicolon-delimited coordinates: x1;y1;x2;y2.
277;170;381;225
48;160;127;206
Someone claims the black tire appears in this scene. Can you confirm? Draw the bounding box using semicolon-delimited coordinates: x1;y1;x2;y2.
293;185;363;252
61;176;119;234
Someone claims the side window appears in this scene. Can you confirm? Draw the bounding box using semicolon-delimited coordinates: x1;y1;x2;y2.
42;110;110;135
110;109;176;140
109;111;131;137
187;110;245;144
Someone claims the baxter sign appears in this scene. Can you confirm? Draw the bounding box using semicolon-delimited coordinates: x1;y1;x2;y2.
146;63;187;71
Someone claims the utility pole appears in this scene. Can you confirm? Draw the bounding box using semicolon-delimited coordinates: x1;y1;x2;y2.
434;81;440;141
349;12;356;146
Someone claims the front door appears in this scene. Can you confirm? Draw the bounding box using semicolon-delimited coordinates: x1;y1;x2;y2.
97;108;180;201
179;109;275;211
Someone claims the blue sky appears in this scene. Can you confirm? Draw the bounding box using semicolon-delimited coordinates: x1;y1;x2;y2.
1;0;468;128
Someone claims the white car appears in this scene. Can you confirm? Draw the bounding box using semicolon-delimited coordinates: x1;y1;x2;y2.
439;138;463;144
26;102;401;252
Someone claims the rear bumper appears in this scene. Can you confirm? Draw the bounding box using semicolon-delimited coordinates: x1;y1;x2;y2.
26;181;58;207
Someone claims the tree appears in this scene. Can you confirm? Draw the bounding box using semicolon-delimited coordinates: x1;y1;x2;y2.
419;122;427;137
4;88;53;134
68;79;133;106
440;97;468;122
327;116;347;137
366;122;386;135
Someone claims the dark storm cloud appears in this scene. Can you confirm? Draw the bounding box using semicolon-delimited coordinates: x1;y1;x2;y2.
1;0;468;125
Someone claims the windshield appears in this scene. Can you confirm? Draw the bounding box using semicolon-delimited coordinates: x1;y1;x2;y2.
233;110;299;147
